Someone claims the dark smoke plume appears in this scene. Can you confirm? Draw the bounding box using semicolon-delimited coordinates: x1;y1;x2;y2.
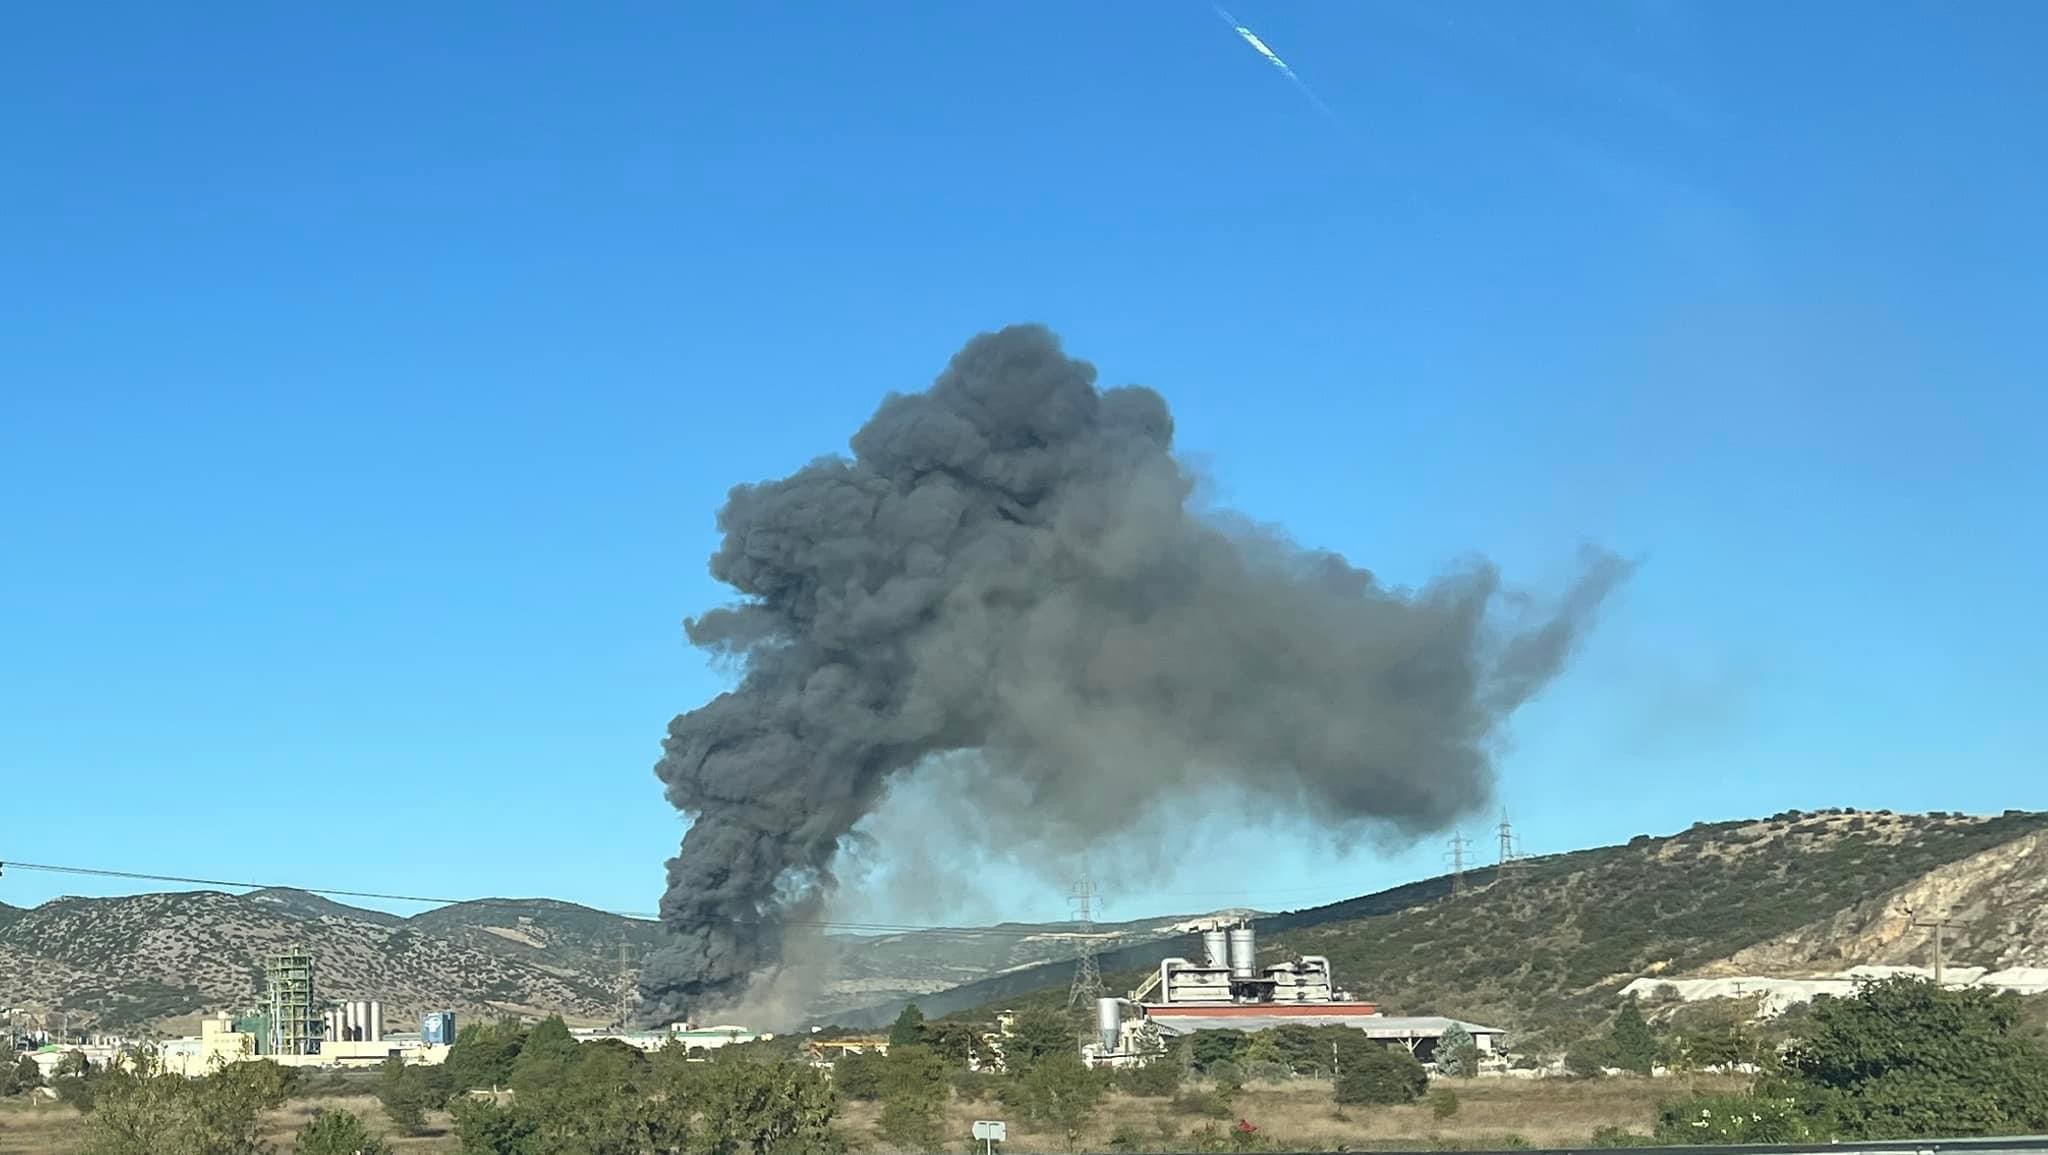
643;324;1628;1020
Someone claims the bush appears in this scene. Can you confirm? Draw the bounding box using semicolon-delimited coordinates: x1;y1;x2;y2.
877;1045;946;1151
1206;1060;1244;1095
375;1057;433;1134
1430;1088;1460;1119
296;1108;390;1155
1654;1093;1827;1144
1589;1125;1651;1147
1333;1046;1427;1106
1171;1089;1235;1119
831;1050;883;1101
1116;1059;1184;1099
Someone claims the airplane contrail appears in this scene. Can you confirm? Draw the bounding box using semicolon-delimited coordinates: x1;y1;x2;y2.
1212;4;1341;124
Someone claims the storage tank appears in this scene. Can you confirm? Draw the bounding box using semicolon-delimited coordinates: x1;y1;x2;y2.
368;1002;383;1043
422;1011;457;1047
1201;929;1230;970
354;1001;370;1040
1227;926;1257;979
1095;998;1121;1053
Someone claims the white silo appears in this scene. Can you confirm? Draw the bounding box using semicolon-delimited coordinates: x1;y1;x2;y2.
368;1001;383;1043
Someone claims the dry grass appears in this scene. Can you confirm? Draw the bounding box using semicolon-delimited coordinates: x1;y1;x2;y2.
1;1075;1743;1153
0;1094;458;1154
851;1074;1746;1152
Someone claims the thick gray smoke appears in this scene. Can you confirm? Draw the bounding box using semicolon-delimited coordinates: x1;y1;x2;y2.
642;324;1628;1021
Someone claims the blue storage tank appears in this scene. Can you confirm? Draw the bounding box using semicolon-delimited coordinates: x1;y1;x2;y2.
422;1011;457;1047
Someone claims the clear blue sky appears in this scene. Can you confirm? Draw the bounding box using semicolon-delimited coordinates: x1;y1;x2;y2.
4;1;2043;926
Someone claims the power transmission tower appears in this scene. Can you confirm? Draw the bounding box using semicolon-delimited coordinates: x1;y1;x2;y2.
1067;867;1105;1008
1496;811;1525;882
1445;833;1471;897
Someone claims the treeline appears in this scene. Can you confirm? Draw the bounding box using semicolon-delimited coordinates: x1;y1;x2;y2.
1586;977;2048;1144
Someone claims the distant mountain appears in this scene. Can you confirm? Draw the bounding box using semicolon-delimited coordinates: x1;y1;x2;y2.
834;809;2048;1050
0;881;1244;1032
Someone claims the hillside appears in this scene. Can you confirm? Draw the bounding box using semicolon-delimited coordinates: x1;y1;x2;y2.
0;884;1231;1032
889;809;2048;1049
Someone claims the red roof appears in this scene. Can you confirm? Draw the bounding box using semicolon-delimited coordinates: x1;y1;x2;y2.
1143;1001;1381;1018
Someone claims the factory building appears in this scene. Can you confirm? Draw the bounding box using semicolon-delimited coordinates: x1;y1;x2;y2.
1085;921;1504;1068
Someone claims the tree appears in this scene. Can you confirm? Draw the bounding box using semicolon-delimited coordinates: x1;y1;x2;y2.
878;1045;948;1150
1435;1023;1479;1078
77;1062;279;1155
297;1108;391;1155
1607;999;1657;1076
888;1003;928;1049
376;1056;433;1135
1333;1046;1428;1106
1004;1009;1073;1072
926;1020;981;1067
509;1015;579;1096
4;1051;42;1097
451;1096;542;1155
1009;1050;1104;1151
447;1019;525;1092
1781;977;2048;1138
690;1053;842;1155
1186;1030;1250;1075
831;1050;884;1101
1115;1058;1183;1098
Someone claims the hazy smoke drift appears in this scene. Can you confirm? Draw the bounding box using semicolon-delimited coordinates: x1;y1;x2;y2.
643;325;1628;1019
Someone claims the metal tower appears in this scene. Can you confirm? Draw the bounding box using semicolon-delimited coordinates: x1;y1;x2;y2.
264;950;319;1056
1445;833;1471;896
1496;811;1526;882
1067;868;1105;1008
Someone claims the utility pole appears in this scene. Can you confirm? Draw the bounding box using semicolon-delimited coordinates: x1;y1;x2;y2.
1067;865;1105;1008
617;941;636;1030
1445;833;1471;897
1905;907;1958;986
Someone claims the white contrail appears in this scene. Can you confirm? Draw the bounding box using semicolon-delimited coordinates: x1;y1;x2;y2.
1212;4;1340;124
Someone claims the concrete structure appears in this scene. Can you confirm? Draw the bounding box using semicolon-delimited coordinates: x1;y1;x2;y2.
1621;964;2048;1017
1084;921;1501;1068
160;1014;260;1076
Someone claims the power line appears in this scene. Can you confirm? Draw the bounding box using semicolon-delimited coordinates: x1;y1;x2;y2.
0;858;1143;942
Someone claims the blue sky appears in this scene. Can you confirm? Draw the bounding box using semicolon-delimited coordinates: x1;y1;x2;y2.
3;1;2043;927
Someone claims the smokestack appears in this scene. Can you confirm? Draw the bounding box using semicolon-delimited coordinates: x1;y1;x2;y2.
641;324;1629;1018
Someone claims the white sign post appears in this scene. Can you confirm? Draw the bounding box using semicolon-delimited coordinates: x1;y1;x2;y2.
972;1120;1007;1155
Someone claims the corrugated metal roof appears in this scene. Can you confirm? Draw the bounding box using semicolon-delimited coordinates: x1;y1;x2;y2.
1150;1014;1503;1037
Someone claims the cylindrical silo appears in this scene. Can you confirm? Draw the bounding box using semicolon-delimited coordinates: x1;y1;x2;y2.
1201;929;1230;970
355;1001;370;1040
1227;926;1257;980
369;1002;383;1042
1095;998;1121;1053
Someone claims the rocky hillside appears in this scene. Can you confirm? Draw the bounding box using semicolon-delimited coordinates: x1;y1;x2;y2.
0;884;1237;1032
1706;824;2048;975
899;809;2048;1050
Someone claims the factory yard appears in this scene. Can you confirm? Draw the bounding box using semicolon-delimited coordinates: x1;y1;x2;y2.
0;1075;1745;1154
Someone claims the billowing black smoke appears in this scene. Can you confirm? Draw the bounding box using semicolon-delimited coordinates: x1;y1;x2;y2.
642;324;1628;1020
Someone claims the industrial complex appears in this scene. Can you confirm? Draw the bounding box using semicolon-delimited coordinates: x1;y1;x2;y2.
1082;921;1503;1068
6;946;766;1081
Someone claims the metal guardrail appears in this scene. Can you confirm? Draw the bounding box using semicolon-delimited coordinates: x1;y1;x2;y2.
1229;1139;2048;1155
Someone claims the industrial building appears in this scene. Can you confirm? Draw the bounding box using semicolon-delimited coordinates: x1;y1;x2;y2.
1084;921;1504;1068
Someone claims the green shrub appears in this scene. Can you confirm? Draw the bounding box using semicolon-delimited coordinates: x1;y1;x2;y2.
1171;1088;1235;1119
831;1050;884;1101
1430;1088;1460;1119
295;1108;390;1155
1333;1046;1427;1105
1116;1060;1184;1098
